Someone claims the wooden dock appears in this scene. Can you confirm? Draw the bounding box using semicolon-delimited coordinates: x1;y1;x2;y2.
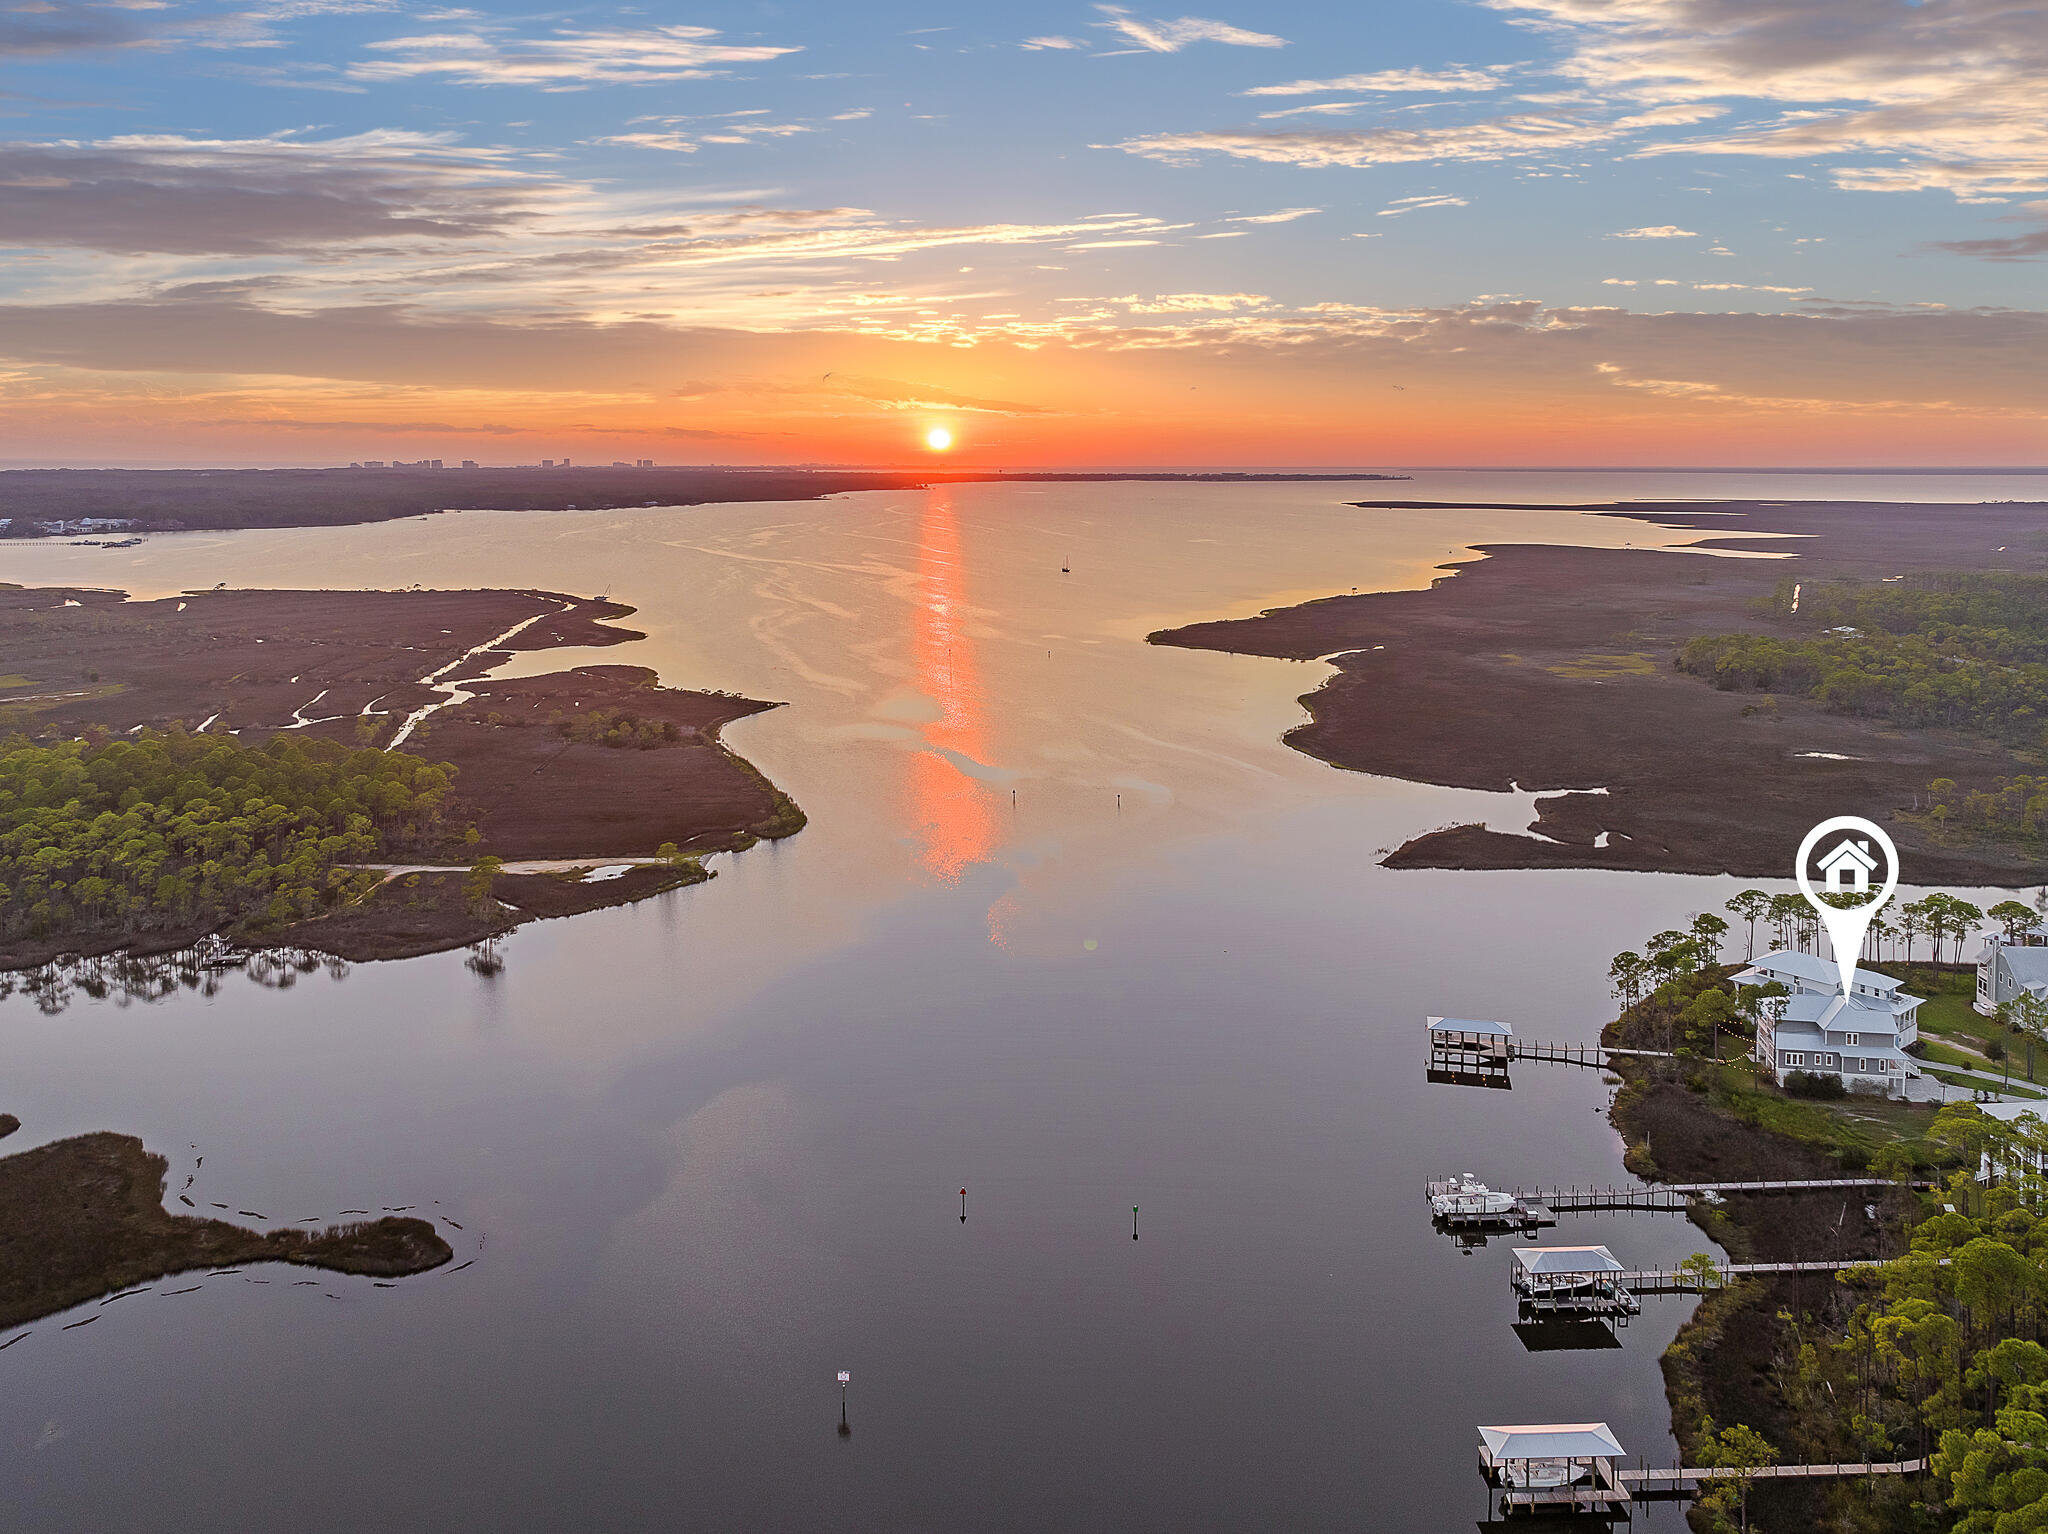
1516;1283;1642;1320
1618;1257;1886;1294
1619;1456;1927;1494
1508;1039;1676;1069
1506;1177;1924;1213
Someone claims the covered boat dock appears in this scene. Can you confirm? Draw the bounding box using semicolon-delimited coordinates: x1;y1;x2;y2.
1511;1246;1642;1319
1478;1422;1630;1514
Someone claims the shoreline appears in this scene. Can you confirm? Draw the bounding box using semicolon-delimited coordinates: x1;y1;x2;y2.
1151;498;2048;884
0;466;1409;538
0;1129;451;1331
0;584;805;972
1598;982;1934;1530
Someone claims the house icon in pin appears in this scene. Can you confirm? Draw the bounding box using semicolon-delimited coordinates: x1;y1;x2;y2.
1816;837;1879;894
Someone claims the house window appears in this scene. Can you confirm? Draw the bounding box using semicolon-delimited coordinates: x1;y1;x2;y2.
1784;1052;1803;1065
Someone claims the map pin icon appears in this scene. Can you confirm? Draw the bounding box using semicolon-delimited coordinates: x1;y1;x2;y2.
1795;816;1900;996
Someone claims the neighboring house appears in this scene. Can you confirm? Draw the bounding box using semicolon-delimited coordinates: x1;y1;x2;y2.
1975;938;2048;1017
1741;949;1923;1097
1977;1100;2047;1184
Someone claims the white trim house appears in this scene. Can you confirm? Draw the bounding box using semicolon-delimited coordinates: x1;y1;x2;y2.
1976;939;2048;1017
1740;950;1923;1097
1977;1101;2047;1185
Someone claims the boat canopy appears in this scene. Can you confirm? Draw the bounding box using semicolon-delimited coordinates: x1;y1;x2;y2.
1428;1015;1513;1036
1512;1246;1623;1275
1479;1423;1625;1462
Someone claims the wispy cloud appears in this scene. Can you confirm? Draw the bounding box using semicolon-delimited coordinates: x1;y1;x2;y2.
1610;224;1698;239
1111;291;1270;312
1227;207;1320;224
1019;35;1083;50
1255;102;1369;120
0;0;264;56
0;131;540;255
1927;202;2048;262
352;24;800;89
1116;105;1722;170
1093;5;1285;53
1243;65;1506;97
1378;194;1468;216
1489;0;2048;203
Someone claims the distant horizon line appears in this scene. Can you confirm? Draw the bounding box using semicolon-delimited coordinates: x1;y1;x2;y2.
0;461;2044;475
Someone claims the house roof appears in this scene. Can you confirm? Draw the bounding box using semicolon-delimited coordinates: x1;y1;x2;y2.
1513;1245;1623;1274
1428;1015;1512;1036
1775;991;1904;1027
1740;950;1904;997
1479;1424;1626;1462
2000;947;2048;991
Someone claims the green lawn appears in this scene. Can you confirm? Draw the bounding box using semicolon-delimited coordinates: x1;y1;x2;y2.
1908;969;2048;1083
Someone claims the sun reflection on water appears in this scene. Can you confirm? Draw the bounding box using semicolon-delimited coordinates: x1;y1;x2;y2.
909;488;998;882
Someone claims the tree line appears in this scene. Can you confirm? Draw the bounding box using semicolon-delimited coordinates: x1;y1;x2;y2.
1606;888;2038;1015
1792;1107;2048;1533
0;727;458;944
1676;571;2048;751
1924;776;2048;851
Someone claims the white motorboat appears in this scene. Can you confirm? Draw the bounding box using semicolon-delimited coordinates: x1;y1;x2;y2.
1430;1173;1517;1219
1501;1457;1592;1490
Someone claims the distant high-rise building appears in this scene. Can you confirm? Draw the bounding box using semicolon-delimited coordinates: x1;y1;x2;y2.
637;458;653;469
363;460;386;468
461;460;478;469
541;459;554;468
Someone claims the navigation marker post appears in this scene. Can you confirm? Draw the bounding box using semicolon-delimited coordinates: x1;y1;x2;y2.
1794;816;1901;996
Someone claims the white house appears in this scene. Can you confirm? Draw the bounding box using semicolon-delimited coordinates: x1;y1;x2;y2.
1977;1101;2047;1184
1741;949;1923;1096
1976;938;2048;1017
1816;837;1879;894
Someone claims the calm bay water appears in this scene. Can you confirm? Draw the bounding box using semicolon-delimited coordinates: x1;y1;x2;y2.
5;469;2046;1532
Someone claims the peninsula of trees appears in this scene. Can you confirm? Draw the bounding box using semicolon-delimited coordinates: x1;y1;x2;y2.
0;583;803;969
1151;499;2048;883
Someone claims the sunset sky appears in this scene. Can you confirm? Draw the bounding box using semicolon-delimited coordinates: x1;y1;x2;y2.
4;0;2045;466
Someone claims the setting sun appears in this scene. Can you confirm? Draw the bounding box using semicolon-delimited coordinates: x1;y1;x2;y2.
924;426;954;452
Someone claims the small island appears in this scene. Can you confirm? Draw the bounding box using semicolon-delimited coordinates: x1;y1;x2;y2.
0;1129;450;1331
0;582;805;969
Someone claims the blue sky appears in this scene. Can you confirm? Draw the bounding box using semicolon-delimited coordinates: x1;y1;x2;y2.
1;0;2043;463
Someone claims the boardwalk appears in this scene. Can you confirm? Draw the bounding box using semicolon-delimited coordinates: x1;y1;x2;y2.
1508;1039;1676;1069
1510;1257;1888;1314
1620;1456;1927;1493
1618;1258;1887;1294
1509;1177;1925;1213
